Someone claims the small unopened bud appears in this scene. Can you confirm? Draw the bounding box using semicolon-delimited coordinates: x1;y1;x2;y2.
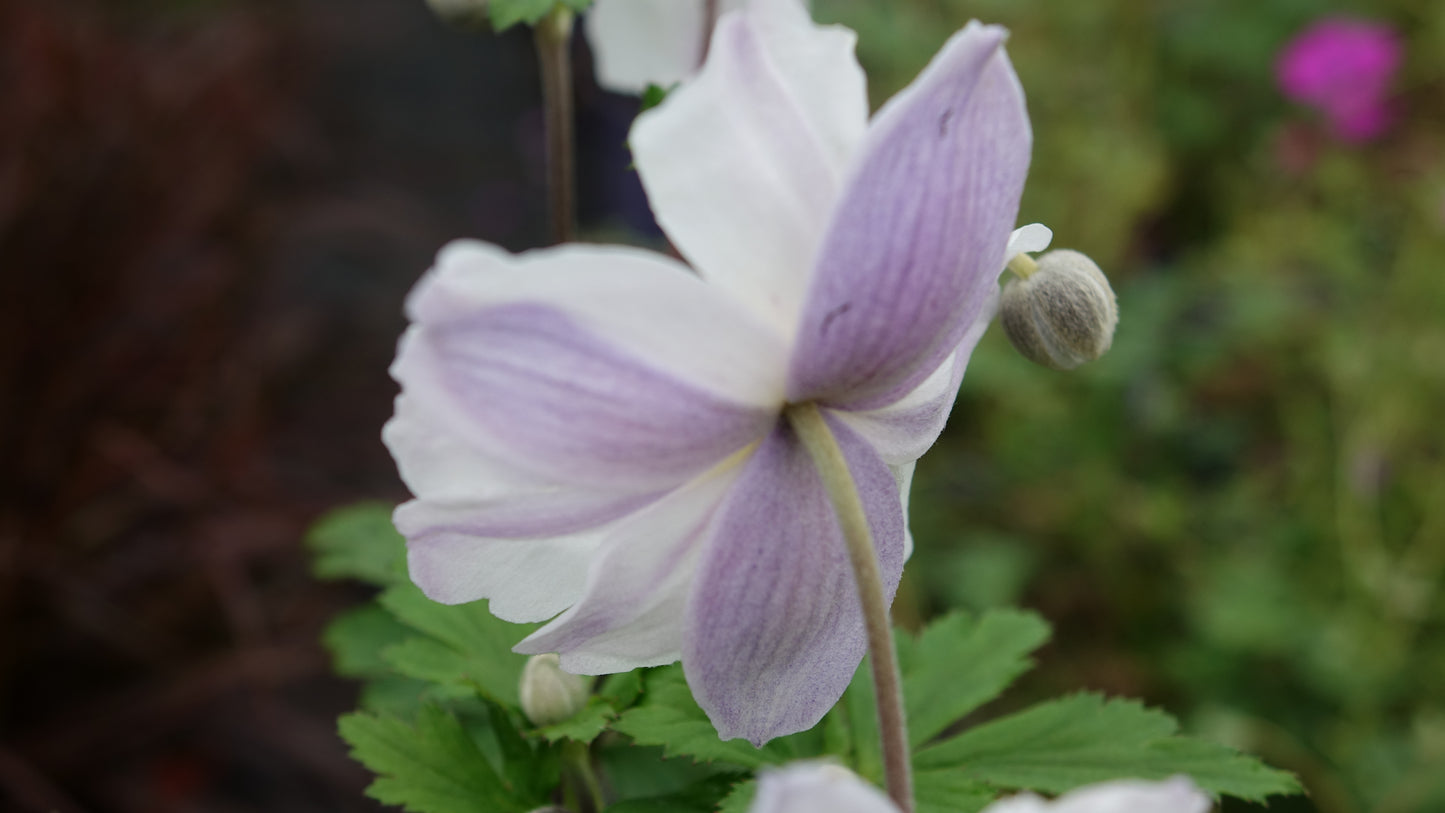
519;654;591;727
999;249;1118;370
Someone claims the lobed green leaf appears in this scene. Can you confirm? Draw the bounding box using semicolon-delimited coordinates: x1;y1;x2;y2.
913;693;1300;802
379;584;539;707
307;502;406;586
339;703;540;813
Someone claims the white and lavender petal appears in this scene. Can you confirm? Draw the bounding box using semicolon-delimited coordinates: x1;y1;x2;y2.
630;1;867;332
515;457;749;673
398;504;615;621
788;22;1031;408
830;284;996;466
682;416;905;745
397;242;786;491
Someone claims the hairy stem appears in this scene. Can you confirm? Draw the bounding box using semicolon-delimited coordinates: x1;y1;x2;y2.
535;9;575;244
786;402;913;813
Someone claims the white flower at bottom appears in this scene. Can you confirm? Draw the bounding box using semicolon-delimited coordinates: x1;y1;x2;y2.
748;765;1212;813
983;777;1211;813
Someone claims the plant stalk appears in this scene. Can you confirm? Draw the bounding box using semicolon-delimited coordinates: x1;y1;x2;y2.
535;9;576;244
786;402;913;813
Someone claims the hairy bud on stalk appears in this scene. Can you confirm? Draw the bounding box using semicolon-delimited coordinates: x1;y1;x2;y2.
519;654;592;727
999;249;1118;370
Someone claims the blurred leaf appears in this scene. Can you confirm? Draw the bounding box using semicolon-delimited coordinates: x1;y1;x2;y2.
379;584;539;707
340;703;542;813
606;775;739;813
913;694;1301;803
912;770;996;813
612;665;799;768
306;502;406;586
537;696;615;744
324;604;413;678
716;778;757;813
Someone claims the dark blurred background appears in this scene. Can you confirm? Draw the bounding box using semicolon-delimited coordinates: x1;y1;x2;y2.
1;0;1442;811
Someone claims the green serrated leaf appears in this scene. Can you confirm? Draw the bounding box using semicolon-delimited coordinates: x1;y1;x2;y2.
599;669;645;710
613;666;794;768
912;694;1301;803
379;584;539;707
306;502;406;585
716;777;757;813
323;603;414;678
912;770;996;813
904;610;1051;748
357;675;458;718
607;774;739;813
557;0;593;12
487;0;554;30
833;660;883;782
339;704;538;813
538;697;614;744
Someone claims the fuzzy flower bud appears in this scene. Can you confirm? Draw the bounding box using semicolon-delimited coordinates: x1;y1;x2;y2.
519;654;591;727
999;249;1118;370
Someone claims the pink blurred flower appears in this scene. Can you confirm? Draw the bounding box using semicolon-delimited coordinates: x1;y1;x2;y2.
1276;17;1402;143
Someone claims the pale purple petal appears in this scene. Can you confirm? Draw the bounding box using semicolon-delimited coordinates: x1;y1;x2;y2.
787;22;1030;408
515;457;748;673
395;241;786;491
683;417;905;745
982;777;1210;813
750;763;900;813
831;284;996;464
398;503;617;621
630;0;867;331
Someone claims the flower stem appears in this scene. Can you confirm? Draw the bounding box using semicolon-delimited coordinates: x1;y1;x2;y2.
1005;252;1038;279
562;739;605;813
534;8;576;245
786;402;913;813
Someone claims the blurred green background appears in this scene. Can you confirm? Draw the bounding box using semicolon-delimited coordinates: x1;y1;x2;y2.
807;2;1445;812
2;0;1441;811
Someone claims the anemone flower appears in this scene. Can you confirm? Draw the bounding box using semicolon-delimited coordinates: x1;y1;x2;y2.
748;763;1210;813
1276;17;1401;143
385;0;1037;745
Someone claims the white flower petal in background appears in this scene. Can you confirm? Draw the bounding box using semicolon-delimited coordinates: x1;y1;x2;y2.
586;0;741;94
750;763;900;813
983;776;1212;813
747;765;1212;813
630;1;866;333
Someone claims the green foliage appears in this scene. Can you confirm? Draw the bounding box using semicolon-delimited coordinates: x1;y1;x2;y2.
914;694;1300;802
313;491;1299;813
307;502;406;586
639;84;674;114
339;703;547;813
612;665;805;768
377;584;539;707
902;610;1051;748
488;0;593;32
